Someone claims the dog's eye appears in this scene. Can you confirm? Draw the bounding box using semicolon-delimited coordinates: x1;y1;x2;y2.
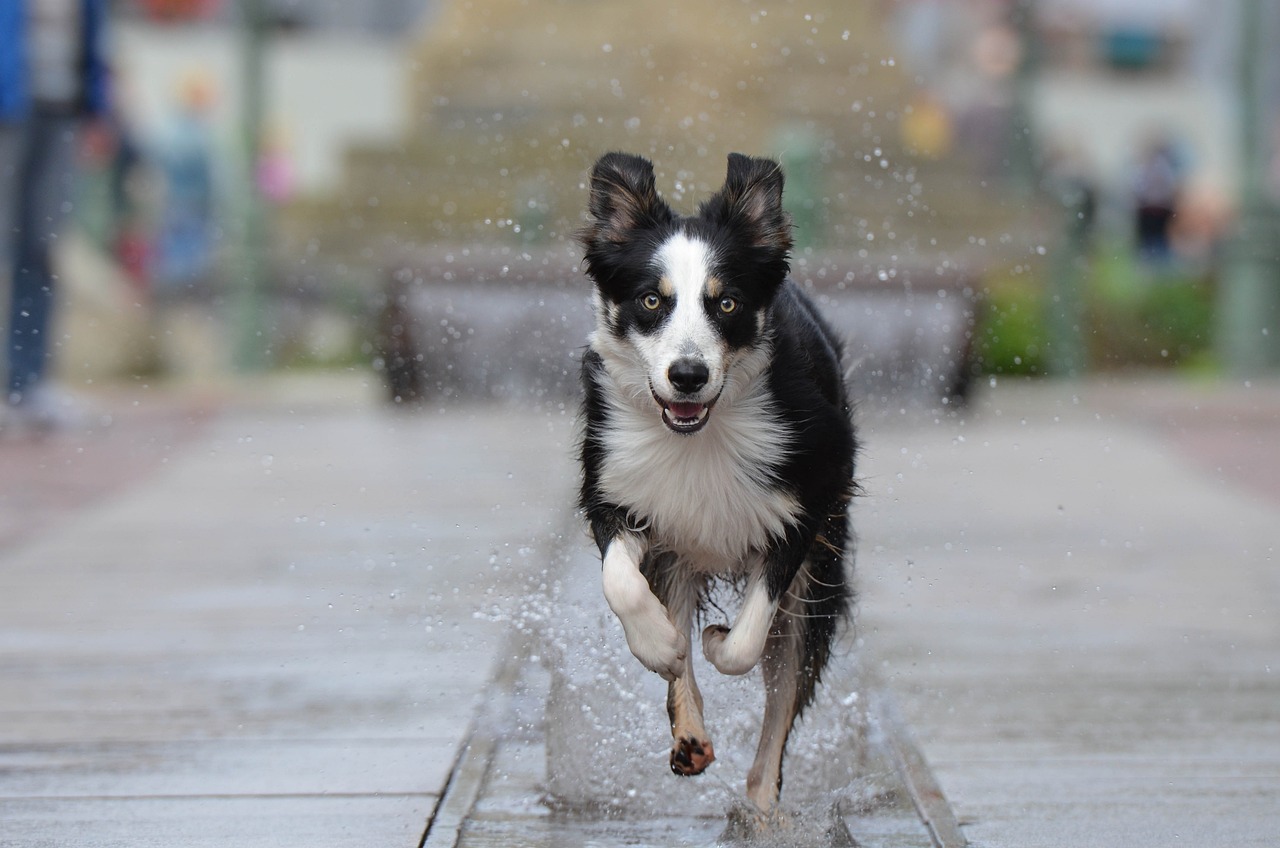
719;297;739;315
641;292;662;311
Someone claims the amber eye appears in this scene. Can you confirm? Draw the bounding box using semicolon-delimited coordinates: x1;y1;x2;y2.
641;292;662;310
719;296;739;315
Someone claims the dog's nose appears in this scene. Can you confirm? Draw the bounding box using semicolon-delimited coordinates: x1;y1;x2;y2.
668;359;709;394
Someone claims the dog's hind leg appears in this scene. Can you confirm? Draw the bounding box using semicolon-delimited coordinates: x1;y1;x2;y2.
744;589;804;811
646;557;715;776
745;558;847;812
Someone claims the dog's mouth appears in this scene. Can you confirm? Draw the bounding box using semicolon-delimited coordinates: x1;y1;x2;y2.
663;401;710;434
652;389;712;435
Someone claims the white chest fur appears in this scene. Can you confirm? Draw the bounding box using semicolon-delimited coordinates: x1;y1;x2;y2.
595;371;799;569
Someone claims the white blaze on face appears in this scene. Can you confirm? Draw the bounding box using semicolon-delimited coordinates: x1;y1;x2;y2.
635;233;726;400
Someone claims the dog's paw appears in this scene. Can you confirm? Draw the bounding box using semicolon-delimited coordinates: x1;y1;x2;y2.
620;613;688;681
670;734;716;776
701;623;729;659
701;623;763;675
700;623;738;674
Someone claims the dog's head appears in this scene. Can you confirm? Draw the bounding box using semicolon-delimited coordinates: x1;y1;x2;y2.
579;152;793;434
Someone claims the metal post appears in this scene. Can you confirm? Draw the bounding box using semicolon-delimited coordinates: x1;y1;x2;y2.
234;0;268;371
1218;0;1280;374
1008;0;1041;199
1044;180;1091;376
1010;0;1087;376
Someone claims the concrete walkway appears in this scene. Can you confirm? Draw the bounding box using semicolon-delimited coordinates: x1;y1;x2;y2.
1;374;1277;846
859;377;1280;847
0;376;576;846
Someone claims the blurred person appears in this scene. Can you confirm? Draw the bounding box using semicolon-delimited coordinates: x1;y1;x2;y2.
1169;177;1231;267
106;106;149;288
256;122;294;205
0;0;111;431
97;67;148;289
153;69;216;292
1131;137;1184;264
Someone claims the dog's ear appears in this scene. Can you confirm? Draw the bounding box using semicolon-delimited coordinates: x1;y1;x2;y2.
702;153;793;255
581;152;673;244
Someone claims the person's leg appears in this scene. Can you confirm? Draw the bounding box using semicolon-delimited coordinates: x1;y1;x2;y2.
0;125;20;403
7;112;79;404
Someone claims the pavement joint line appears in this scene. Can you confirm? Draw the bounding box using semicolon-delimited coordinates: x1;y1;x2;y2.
419;641;525;848
419;515;581;848
418;720;492;848
873;693;969;848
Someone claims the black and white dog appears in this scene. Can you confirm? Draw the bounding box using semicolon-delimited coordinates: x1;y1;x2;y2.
577;151;858;812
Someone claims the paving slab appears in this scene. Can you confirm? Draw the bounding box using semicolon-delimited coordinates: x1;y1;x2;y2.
857;377;1280;848
3;795;434;848
0;377;576;847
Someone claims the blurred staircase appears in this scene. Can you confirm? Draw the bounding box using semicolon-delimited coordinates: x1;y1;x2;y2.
280;0;1030;271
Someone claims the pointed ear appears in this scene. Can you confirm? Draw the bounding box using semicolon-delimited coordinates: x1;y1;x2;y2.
580;152;673;245
702;153;793;254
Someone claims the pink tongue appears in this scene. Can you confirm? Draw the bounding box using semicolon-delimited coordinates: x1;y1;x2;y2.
668;402;704;420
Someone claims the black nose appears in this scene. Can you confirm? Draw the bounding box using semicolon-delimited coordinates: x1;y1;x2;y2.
667;359;709;394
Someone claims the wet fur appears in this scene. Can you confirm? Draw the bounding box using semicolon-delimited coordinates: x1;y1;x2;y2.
577;152;857;811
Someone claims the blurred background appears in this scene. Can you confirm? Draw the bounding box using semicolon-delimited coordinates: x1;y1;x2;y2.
7;0;1280;413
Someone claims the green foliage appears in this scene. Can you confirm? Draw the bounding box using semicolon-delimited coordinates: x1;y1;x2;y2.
1085;246;1215;369
972;273;1047;376
972;247;1216;375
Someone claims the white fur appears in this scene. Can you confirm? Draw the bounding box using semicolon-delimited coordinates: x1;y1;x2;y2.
634;234;727;404
601;533;687;680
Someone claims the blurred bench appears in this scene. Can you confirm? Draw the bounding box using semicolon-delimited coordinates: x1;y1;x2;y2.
373;244;980;412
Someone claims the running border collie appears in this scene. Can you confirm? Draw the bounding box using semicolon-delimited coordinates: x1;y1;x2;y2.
577;151;857;812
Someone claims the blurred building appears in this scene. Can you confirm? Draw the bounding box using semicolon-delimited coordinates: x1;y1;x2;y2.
895;0;1280;266
1033;0;1238;212
110;0;432;196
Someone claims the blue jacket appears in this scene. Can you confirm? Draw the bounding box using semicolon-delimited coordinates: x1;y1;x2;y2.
0;0;110;122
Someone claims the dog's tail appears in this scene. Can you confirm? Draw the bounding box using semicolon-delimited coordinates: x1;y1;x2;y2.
792;495;855;715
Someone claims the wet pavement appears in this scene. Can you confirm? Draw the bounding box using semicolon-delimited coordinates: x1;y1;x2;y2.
0;375;575;847
1;373;1278;847
858;377;1280;847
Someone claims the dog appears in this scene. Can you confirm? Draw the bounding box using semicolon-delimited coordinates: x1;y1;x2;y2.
576;151;857;812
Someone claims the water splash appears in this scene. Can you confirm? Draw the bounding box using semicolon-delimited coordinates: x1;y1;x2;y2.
504;547;898;825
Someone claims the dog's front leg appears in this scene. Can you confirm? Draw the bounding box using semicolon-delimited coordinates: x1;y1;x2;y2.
601;533;688;681
662;576;715;776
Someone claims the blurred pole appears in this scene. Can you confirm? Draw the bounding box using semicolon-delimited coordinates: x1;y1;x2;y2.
1008;0;1041;199
233;0;268;371
1044;179;1091;376
1010;0;1086;375
776;125;821;250
1218;0;1280;374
